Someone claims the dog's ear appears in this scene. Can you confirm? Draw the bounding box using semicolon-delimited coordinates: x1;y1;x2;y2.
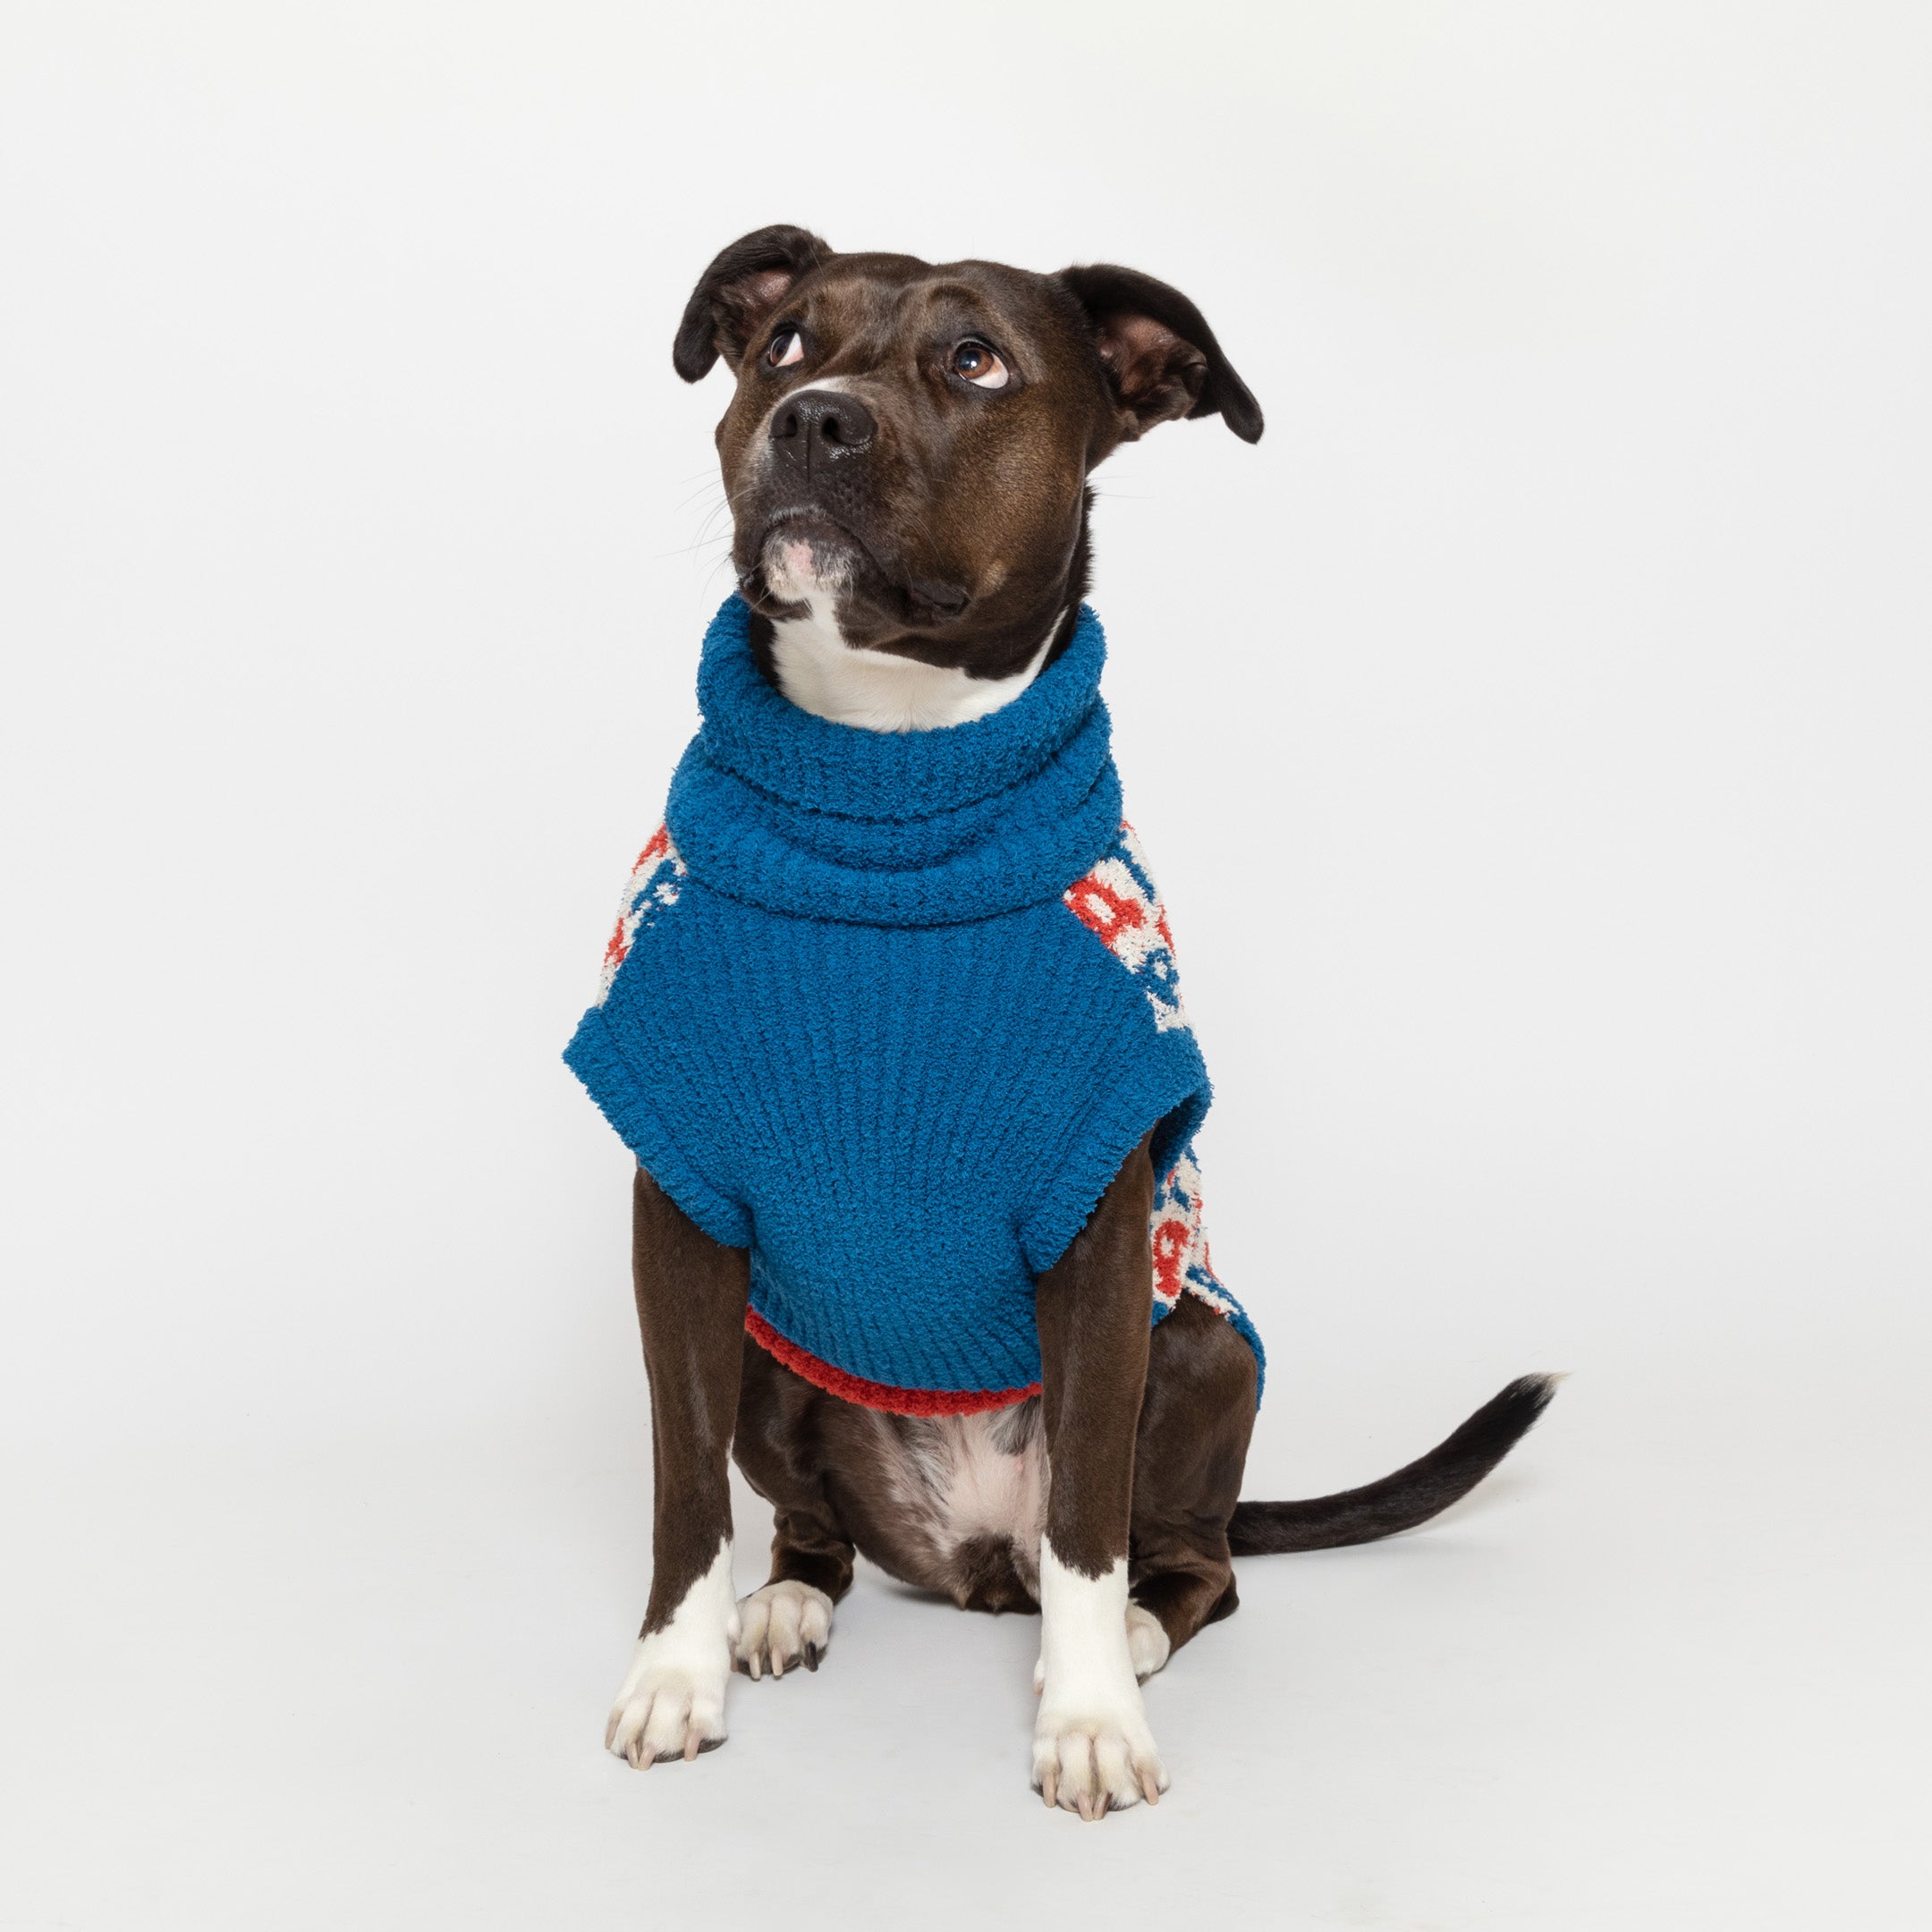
1056;264;1263;444
674;225;835;382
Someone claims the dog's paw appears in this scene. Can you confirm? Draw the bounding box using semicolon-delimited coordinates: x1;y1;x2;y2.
733;1580;833;1680
605;1642;732;1767
1125;1602;1172;1681
1032;1602;1173;1693
604;1544;738;1769
1031;1689;1169;1820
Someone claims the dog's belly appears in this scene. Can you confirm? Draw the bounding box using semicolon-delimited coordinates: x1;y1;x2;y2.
849;1397;1049;1612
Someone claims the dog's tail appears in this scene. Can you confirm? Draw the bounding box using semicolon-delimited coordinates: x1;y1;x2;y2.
1227;1374;1560;1557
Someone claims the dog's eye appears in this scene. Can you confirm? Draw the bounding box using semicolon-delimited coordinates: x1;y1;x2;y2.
767;330;804;369
953;340;1009;390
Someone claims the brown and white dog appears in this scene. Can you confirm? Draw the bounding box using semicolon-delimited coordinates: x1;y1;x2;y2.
599;225;1555;1819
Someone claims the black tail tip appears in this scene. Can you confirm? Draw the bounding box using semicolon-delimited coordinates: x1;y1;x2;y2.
1510;1370;1564;1407
1425;1371;1563;1486
1487;1372;1563;1436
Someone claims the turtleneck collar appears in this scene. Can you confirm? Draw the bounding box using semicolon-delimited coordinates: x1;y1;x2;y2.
665;596;1123;928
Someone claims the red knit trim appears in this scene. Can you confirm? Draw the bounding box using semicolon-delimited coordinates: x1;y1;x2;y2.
743;1308;1038;1418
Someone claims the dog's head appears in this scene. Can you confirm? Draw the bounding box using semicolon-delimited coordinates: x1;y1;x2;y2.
675;225;1262;676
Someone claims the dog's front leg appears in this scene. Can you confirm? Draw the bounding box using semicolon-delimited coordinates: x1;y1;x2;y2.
605;1164;750;1768
1030;1133;1167;1819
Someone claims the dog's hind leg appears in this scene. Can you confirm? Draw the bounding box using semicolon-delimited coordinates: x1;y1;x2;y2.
605;1165;750;1769
1124;1294;1258;1678
729;1338;858;1680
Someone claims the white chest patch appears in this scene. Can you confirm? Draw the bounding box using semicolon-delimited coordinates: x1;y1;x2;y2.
767;596;1058;733
869;1400;1050;1592
932;1408;1050;1558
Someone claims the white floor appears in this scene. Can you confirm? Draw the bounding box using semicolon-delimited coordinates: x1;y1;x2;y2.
6;5;1930;1924
7;1343;1925;1931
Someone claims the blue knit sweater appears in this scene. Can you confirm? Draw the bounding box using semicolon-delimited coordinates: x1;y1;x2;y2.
564;597;1263;1415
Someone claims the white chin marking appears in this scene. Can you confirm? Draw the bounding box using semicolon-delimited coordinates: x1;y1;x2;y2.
767;599;1060;733
605;1538;739;1768
766;540;853;606
733;1579;835;1681
1030;1541;1170;1819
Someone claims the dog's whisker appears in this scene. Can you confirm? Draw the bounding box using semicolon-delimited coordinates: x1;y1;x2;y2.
650;538;734;562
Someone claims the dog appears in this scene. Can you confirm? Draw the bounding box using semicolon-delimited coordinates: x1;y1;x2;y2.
568;225;1555;1820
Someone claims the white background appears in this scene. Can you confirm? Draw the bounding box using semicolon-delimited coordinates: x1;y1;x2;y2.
4;4;1928;1926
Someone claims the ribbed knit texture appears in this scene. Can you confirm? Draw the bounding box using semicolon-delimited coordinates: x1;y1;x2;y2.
565;596;1264;1413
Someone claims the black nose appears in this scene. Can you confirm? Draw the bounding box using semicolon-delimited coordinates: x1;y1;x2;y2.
769;388;877;470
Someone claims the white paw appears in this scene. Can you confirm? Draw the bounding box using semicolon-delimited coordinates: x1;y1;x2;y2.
733;1580;834;1680
1125;1602;1172;1681
1031;1601;1174;1692
1030;1545;1170;1819
606;1645;731;1767
605;1541;737;1769
1032;1690;1169;1819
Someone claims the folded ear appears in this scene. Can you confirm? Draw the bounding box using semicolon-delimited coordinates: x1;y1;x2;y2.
674;225;835;382
1057;264;1263;444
